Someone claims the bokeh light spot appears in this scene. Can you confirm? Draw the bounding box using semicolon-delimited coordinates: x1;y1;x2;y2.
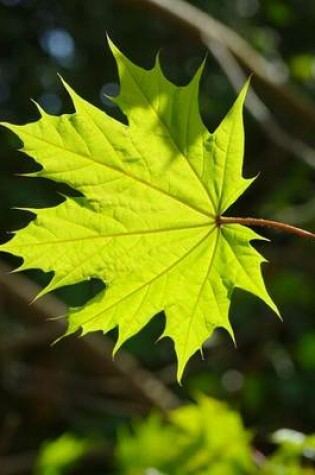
236;0;259;18
38;92;62;115
100;82;119;108
40;28;75;60
221;369;244;392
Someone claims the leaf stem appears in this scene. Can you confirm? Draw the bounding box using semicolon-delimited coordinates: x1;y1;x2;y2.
217;216;315;240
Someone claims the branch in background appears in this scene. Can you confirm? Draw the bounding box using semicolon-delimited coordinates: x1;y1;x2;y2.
119;0;315;171
0;261;180;413
206;39;315;170
0;325;61;353
130;0;315;132
2;361;150;417
131;0;282;80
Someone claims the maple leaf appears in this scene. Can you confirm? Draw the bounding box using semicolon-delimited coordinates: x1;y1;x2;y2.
0;39;279;381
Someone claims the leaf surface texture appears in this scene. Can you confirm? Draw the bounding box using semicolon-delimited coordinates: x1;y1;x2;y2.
0;40;278;380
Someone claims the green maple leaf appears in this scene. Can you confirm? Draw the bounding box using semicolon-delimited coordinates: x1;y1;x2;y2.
0;40;279;381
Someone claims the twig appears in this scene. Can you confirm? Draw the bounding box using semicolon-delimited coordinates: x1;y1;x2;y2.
218;216;315;240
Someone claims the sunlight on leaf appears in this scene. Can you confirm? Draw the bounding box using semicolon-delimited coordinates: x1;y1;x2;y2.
0;39;279;381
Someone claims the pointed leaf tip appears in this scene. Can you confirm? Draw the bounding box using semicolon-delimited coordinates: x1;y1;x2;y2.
107;36;122;59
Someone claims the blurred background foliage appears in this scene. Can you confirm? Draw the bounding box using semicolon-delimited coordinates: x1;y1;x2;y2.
0;0;314;473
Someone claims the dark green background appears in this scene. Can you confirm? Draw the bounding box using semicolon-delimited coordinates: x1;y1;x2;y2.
0;0;314;473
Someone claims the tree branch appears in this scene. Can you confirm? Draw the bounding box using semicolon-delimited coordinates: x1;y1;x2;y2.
126;0;315;132
205;38;315;170
0;261;180;412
